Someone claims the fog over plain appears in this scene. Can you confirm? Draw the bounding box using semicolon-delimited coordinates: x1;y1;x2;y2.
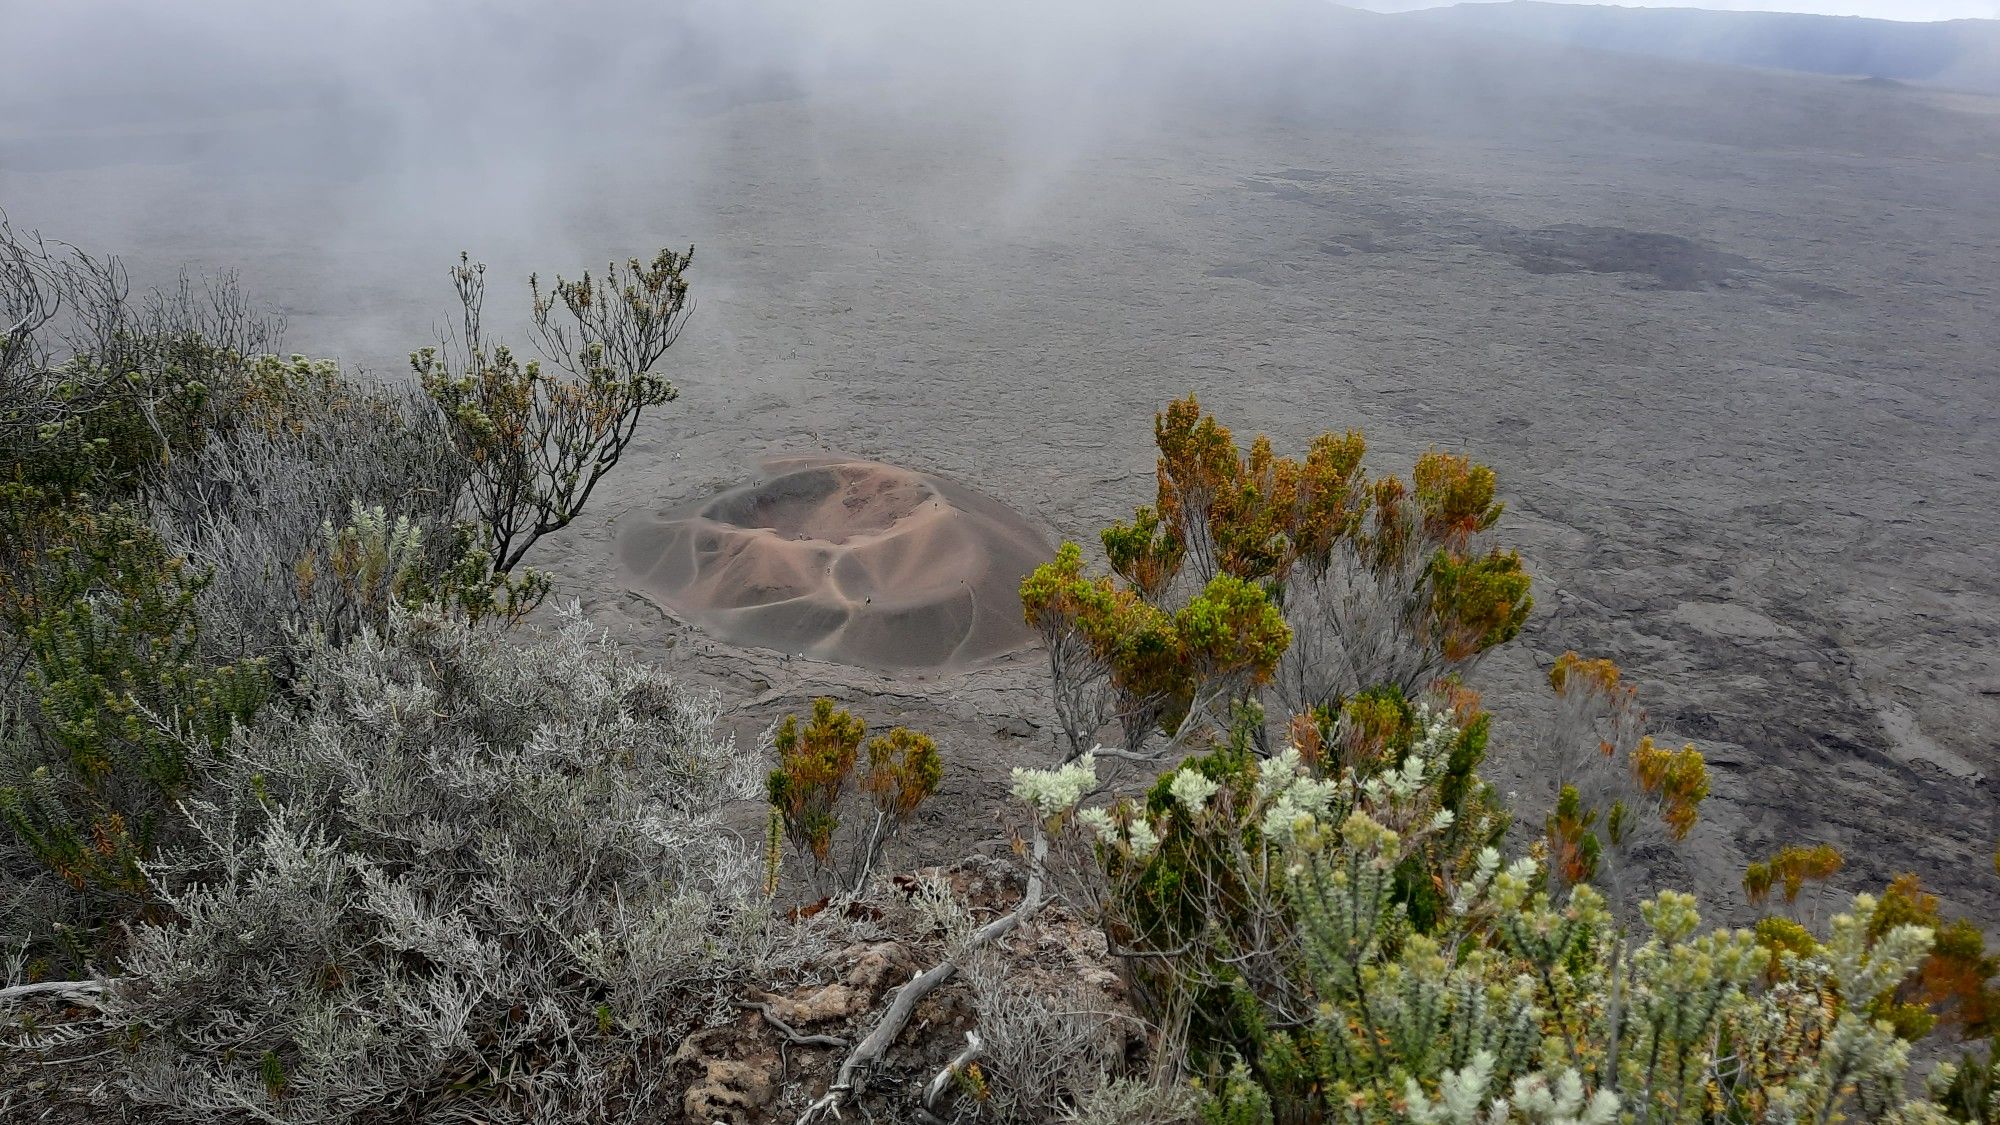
3;0;1996;921
1355;1;2000;19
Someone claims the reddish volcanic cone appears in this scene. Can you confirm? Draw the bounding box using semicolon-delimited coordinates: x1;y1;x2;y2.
620;456;1052;670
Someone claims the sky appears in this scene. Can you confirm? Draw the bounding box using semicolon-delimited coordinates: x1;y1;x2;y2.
1351;0;2000;19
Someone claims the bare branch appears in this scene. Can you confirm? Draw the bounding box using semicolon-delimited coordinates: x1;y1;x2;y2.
0;979;107;1005
741;1001;850;1049
797;820;1049;1124
923;1031;984;1112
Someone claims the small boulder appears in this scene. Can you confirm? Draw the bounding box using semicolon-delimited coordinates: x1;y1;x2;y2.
682;1058;775;1123
843;941;915;995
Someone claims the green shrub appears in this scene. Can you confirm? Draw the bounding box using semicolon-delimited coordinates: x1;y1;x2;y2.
413;249;692;575
1026;706;1945;1124
1014;399;1977;1122
1021;395;1531;763
1074;691;1506;1081
143;353;491;663
0;504;266;914
1;231;696;975
766;698;943;897
1;224;280;507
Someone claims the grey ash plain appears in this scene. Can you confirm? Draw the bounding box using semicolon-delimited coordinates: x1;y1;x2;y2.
3;2;1995;923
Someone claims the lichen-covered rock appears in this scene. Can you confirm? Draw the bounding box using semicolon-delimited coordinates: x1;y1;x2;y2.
841;941;915;996
682;1058;776;1124
672;1026;781;1124
761;940;914;1025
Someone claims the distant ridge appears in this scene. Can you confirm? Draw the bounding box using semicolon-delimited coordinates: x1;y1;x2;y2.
1397;3;2000;93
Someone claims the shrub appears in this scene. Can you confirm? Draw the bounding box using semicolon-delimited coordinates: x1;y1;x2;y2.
1527;651;1710;914
1743;843;1845;920
1026;709;1949;1124
1934;1040;2000;1123
106;607;768;1124
2;230;691;971
142;354;499;664
962;950;1131;1122
1020;546;1290;762
1;216;281;503
1021;395;1530;761
412;249;693;575
1011;400;1986;1121
1064;1077;1202;1125
1067;692;1506;1076
0;503;268;965
766;698;942;897
1859;874;2000;1041
1;225;296;967
1021;542;1125;757
1113;395;1527;713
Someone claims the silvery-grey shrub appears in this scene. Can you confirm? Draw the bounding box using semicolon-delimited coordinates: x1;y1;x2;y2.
145;356;472;665
108;606;768;1124
962;949;1129;1122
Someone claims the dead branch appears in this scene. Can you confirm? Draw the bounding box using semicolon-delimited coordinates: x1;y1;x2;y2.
923;1031;985;1112
796;821;1049;1124
1084;743;1169;764
0;979;107;1005
741;1001;850;1049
